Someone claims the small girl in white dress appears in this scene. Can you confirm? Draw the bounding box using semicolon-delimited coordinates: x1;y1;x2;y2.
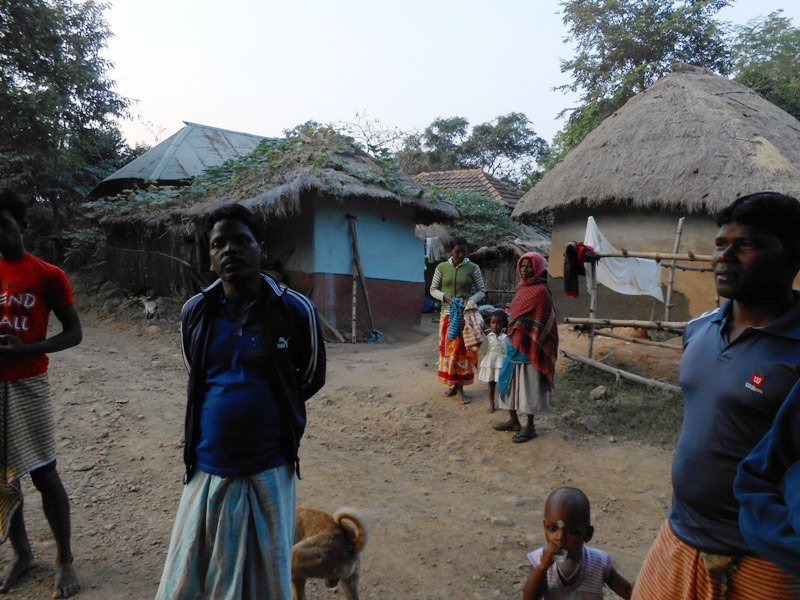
478;310;508;413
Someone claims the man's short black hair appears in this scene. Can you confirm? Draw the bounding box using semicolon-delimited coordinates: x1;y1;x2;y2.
450;236;468;250
206;203;263;243
716;192;800;260
0;188;27;226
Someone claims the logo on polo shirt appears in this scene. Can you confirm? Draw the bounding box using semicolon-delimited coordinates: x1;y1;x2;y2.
277;337;289;349
745;373;765;394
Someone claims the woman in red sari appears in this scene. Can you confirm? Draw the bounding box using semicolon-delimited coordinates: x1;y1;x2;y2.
493;252;558;443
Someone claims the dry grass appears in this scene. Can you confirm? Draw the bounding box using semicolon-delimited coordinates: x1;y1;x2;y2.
514;63;800;221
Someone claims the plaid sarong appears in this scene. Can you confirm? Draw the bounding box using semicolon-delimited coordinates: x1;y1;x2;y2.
0;374;56;542
632;521;800;600
156;464;296;600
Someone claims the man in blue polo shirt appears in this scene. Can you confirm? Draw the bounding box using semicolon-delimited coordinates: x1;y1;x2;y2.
633;192;800;599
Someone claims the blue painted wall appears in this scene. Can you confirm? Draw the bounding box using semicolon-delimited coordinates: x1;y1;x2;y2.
312;196;424;283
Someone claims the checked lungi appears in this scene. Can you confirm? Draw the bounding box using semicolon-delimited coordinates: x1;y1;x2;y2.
632;521;800;600
156;464;296;600
0;374;56;542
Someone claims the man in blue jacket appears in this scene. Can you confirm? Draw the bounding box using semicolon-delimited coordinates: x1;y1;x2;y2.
156;204;325;600
633;192;800;599
736;381;800;575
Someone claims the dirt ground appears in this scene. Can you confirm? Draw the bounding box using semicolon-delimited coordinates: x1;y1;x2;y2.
0;287;684;599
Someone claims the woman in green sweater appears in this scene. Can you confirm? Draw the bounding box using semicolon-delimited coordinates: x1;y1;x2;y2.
429;237;486;403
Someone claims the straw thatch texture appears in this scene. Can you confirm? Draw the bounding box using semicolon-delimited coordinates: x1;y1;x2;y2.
513;64;800;221
104;128;458;227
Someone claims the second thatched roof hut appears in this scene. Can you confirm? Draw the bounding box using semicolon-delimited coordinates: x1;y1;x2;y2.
513;63;800;320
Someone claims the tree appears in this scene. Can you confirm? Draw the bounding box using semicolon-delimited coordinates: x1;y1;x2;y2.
731;11;800;121
396;117;470;174
395;113;547;185
444;190;523;249
0;0;130;261
336;111;406;158
551;0;730;165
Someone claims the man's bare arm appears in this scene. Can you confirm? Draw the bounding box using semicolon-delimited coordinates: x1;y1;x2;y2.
0;305;82;359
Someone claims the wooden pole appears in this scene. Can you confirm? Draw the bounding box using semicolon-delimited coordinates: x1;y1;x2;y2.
319;313;346;343
659;262;713;273
351;260;358;344
591;330;682;351
664;217;685;321
587;261;598;359
592;250;711;262
561;350;681;393
565;317;687;331
348;216;377;336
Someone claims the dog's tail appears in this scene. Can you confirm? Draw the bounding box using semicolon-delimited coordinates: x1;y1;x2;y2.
334;507;368;554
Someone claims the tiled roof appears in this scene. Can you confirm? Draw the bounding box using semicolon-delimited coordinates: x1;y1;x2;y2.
417;168;524;209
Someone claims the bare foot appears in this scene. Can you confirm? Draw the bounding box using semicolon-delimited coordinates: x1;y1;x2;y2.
487;404;496;414
0;553;35;593
492;419;521;432
456;388;470;405
53;561;79;598
513;424;538;443
443;386;458;398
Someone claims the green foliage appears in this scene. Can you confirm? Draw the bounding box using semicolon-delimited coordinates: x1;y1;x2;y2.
396;113;547;185
87;124;437;222
550;0;731;165
444;190;523;249
731;11;800;120
0;0;132;261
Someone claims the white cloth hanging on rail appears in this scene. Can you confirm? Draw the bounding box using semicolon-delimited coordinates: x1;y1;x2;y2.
584;217;664;302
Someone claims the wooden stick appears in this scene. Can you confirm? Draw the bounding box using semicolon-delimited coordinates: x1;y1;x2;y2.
664;217;685;321
565;317;687;330
592;250;711;262
351;259;358;344
561;350;681;393
319;313;346;343
659;262;713;273
592;330;682;351
587;261;598;359
348;217;377;335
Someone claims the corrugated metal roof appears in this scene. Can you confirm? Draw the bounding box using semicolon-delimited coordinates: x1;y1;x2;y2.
90;121;268;196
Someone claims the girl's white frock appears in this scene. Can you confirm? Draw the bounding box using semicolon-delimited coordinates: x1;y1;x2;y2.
478;332;507;383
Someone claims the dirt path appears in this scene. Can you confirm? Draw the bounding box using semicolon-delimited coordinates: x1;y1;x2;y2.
0;308;674;599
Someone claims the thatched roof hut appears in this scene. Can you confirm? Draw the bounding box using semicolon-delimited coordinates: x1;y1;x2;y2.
102;128;458;329
514;63;800;220
512;64;800;321
107;128;457;227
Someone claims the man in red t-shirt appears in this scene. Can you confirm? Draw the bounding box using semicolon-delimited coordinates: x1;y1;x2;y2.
0;189;82;598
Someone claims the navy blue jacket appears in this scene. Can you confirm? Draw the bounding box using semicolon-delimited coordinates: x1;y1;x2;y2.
180;274;326;482
736;380;800;574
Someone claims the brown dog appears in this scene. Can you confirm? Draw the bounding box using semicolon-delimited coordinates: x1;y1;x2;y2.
292;507;368;600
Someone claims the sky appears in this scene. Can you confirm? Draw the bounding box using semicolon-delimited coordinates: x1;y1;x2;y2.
104;0;800;148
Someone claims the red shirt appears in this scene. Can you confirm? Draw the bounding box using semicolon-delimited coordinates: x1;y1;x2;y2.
0;254;74;382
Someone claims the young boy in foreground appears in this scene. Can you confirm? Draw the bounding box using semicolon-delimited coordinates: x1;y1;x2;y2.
0;189;82;597
523;487;632;600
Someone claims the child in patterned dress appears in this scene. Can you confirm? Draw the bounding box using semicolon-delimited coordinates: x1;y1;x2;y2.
523;487;632;600
478;310;508;414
